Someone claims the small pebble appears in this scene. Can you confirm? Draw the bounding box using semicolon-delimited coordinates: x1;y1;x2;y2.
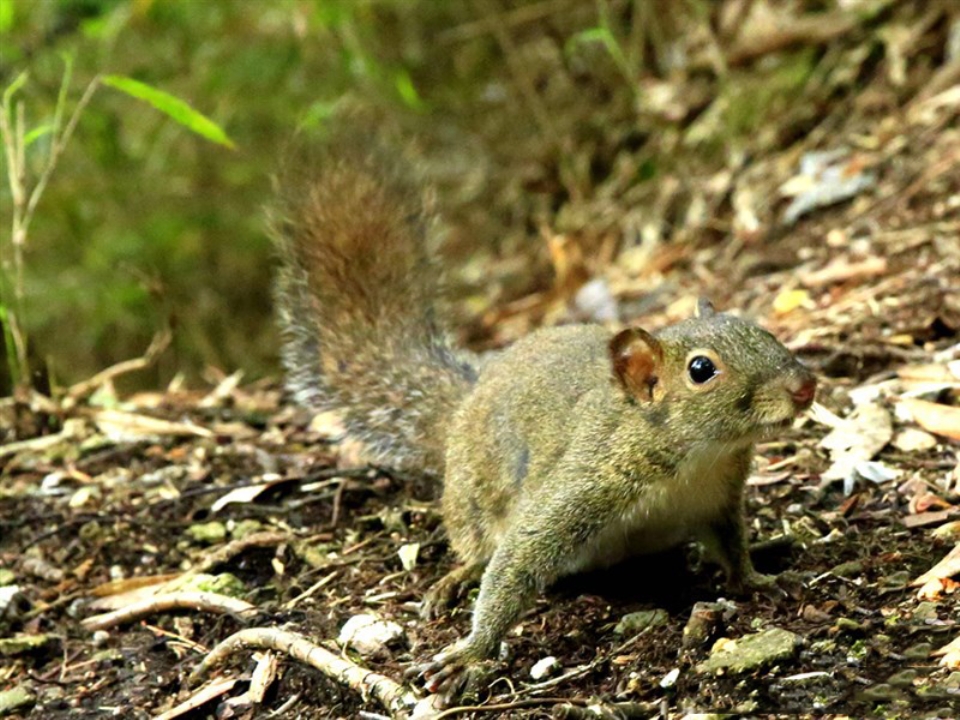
529;655;559;680
857;683;903;702
614;608;668;636
660;667;680;688
682;600;735;650
574;278;618;322
830;561;863;578
696;627;802;675
0;686;36;716
338;614;405;656
903;642;934;660
0;586;27;623
912;602;939;624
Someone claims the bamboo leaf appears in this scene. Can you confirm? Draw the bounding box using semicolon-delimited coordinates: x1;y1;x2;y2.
102;75;235;149
0;0;13;35
23;123;54;147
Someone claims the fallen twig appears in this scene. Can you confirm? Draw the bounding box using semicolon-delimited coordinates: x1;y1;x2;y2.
155;677;240;720
192;531;291;575
81;591;257;631
189;627;417;718
283;569;339;610
0;417;86;460
716;0;902;68
65;328;171;405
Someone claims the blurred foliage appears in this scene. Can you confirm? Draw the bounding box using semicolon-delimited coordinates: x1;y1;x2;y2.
0;0;919;393
0;0;468;392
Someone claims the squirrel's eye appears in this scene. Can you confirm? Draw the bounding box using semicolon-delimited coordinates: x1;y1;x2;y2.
688;355;717;384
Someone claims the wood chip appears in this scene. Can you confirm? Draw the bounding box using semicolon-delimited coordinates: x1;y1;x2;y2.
902;510;958;529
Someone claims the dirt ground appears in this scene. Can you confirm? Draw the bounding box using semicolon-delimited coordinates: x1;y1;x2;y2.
2;2;960;719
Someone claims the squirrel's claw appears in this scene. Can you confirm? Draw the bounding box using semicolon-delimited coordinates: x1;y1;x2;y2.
420;579;461;621
420;563;485;620
405;643;496;705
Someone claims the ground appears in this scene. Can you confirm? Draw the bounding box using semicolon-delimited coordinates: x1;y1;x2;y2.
2;2;960;718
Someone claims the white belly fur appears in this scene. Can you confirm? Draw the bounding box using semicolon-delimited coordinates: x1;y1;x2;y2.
563;440;748;575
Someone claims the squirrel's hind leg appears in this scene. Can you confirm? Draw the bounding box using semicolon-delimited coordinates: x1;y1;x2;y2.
421;562;485;620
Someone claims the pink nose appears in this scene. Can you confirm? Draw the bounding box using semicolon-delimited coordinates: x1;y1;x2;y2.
791;377;816;408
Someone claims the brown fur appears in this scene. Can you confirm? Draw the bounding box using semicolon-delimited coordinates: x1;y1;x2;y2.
272;132;475;478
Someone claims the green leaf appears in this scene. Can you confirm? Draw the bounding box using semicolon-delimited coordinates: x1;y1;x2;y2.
393;69;425;111
101;75;235;149
0;0;13;34
24;122;54;148
299;98;344;129
53;53;75;135
570;27;612;45
566;27;614;56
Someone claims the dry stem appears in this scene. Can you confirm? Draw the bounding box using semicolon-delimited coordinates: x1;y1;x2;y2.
81;591;257;631
189;627;417;718
0;71;101;388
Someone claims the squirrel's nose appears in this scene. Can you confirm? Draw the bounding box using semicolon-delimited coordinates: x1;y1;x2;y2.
789;376;816;408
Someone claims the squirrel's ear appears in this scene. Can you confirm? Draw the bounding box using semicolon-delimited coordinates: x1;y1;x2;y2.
696;298;716;318
610;328;663;402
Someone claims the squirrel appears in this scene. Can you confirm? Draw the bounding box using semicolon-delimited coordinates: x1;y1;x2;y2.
272;131;817;702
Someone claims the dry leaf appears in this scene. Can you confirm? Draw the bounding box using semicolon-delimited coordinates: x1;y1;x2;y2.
210;475;288;513
782;150;877;225
932;521;960;541
93;409;213;441
909;492;954;514
773;288;813;316
933;635;960;669
90;574;181;599
308;410;347;439
200;370;244;408
809;402;843;427
897;398;960;440
818;402;894;488
916;577;959;601
798;255;887;287
893;428;937;452
853;461;900;484
896;361;960;397
912;542;960;588
897;362;960;384
87;574;183;611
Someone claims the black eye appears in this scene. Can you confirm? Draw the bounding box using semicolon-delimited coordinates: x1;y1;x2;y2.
688;355;717;384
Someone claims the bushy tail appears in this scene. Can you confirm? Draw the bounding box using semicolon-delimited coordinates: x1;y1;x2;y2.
272;131;476;479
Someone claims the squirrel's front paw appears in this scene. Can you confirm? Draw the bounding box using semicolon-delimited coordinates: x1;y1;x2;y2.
405;640;498;705
420;581;458;621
